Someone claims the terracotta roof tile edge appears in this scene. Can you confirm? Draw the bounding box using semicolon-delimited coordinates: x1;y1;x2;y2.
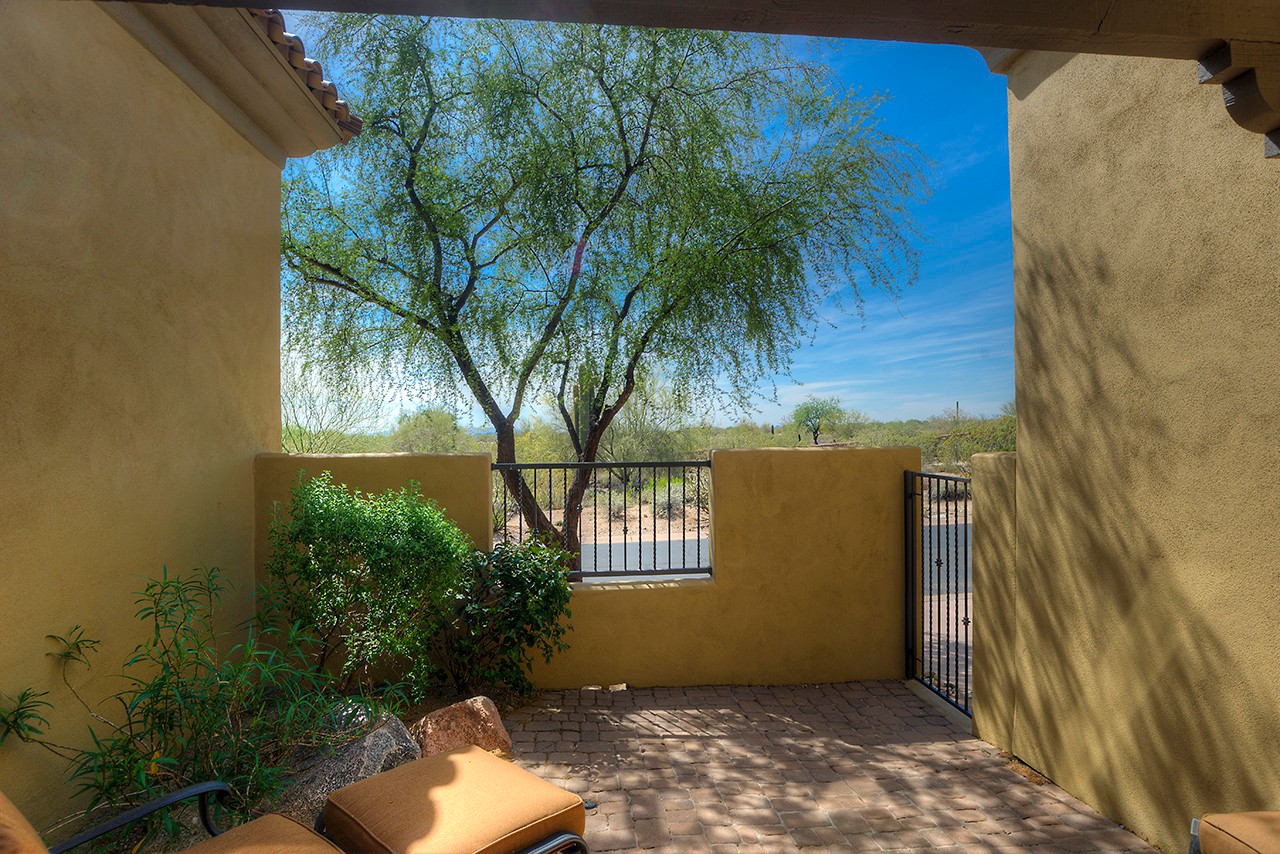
247;8;363;141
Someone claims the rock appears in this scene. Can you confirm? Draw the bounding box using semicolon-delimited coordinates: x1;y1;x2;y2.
330;698;376;730
608;683;628;692
272;715;421;828
409;696;513;757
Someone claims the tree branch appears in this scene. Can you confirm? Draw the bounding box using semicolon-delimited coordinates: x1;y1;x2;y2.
554;359;585;458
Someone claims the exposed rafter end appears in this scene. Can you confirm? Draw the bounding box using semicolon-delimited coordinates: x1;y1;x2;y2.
1197;42;1240;83
1198;41;1280;157
977;47;1027;75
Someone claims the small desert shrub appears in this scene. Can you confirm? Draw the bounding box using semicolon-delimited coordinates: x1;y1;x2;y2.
656;468;710;511
922;478;971;501
649;475;697;519
651;479;686;519
655;495;687;519
604;487;633;521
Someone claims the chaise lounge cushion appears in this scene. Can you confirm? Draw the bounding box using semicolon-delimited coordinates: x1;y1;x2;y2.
182;813;343;854
0;790;49;854
1199;812;1280;854
323;745;586;854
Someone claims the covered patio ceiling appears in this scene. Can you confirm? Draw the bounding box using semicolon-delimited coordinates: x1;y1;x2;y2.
118;0;1280;152
121;1;1280;59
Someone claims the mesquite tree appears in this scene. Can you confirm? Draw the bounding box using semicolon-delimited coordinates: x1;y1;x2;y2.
282;15;926;554
792;395;844;445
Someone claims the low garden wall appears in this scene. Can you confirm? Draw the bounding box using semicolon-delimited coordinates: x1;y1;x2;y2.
253;447;918;690
533;446;920;688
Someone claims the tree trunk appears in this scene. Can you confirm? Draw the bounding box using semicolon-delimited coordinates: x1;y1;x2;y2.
492;387;629;576
493;424;588;572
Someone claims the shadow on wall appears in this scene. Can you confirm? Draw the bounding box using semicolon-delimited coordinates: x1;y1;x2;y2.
1010;232;1280;852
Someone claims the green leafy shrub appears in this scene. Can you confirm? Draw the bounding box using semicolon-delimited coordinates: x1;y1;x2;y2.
265;472;473;693
266;472;572;698
2;567;385;844
429;541;573;695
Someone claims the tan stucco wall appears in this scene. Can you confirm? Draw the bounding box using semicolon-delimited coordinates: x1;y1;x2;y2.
995;50;1280;853
253;455;495;575
0;0;284;829
533;447;919;688
970;453;1017;749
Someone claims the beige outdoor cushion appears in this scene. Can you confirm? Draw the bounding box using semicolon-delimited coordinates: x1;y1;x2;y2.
183;813;343;854
323;745;586;854
0;790;341;854
1200;812;1280;854
0;790;49;854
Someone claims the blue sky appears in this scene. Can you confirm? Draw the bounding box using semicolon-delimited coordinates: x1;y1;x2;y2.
291;19;1014;427
760;38;1014;423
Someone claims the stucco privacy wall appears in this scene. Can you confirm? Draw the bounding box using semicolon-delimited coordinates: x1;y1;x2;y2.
970;453;1017;751
0;0;283;826
995;51;1280;853
533;447;919;688
253;454;495;572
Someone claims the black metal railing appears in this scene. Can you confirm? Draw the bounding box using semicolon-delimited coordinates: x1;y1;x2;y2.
492;460;711;581
905;471;973;715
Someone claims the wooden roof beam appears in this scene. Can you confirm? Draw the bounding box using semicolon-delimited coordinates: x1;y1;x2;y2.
109;0;1280;61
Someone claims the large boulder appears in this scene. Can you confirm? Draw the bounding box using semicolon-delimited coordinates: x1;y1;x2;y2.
272;715;421;828
409;696;513;757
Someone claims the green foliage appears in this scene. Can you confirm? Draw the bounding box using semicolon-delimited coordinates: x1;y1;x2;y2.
390;407;478;453
930;413;1017;466
650;475;689;518
823;407;871;441
283;15;925;479
599;376;700;462
0;688;52;748
512;417;576;465
429;542;573;695
606;399;1015;469
842;418;933;449
47;625;101;668
684;420;792;451
346;402;1016;470
265;472;473;694
10;568;385;843
792;395;844;444
832;403;1017;470
281;350;388;454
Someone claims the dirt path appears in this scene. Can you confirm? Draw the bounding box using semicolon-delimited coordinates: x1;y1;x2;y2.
497;500;709;544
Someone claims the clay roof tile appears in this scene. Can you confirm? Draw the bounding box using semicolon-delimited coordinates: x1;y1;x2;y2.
249;8;362;143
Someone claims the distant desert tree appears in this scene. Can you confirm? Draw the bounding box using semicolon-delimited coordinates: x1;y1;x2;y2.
792;395;844;445
281;352;386;453
599;376;700;463
390;407;474;453
282;15;926;554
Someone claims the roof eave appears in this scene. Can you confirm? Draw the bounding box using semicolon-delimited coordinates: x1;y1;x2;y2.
98;2;358;166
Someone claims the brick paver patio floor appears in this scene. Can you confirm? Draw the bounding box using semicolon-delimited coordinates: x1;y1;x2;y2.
506;681;1155;852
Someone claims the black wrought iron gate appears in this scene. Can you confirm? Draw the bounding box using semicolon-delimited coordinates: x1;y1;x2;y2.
904;471;974;716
